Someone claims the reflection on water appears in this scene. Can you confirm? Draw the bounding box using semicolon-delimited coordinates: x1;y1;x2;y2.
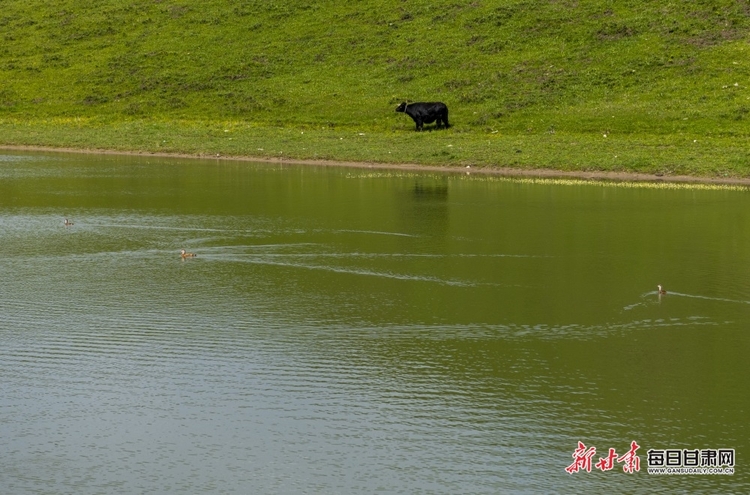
1;151;749;493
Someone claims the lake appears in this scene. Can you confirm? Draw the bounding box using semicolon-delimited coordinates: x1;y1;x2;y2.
1;150;748;493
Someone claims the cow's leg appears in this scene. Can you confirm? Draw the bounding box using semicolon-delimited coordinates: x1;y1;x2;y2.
415;119;423;131
442;109;450;129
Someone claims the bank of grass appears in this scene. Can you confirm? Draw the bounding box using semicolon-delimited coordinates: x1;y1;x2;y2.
1;0;750;177
3;117;750;178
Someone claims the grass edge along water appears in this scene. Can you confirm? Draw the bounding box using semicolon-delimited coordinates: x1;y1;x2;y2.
1;1;750;178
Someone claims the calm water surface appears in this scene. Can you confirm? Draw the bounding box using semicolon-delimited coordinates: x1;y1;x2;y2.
1;151;749;493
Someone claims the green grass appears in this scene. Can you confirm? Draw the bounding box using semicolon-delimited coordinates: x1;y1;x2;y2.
2;0;750;177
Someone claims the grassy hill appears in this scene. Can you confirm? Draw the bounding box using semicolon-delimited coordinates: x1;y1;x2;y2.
2;0;750;177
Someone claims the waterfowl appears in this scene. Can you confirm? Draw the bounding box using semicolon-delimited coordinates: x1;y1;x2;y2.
180;249;197;258
64;218;74;226
657;285;667;294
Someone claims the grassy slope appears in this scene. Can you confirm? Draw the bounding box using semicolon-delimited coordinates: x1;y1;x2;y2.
1;0;750;176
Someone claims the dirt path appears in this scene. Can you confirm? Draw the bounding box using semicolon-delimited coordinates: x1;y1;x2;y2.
3;144;750;187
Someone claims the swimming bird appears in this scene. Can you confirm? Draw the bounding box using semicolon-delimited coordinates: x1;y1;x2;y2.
657;285;667;294
180;249;197;258
64;218;74;226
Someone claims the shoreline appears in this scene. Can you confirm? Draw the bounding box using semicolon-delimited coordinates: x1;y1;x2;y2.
3;144;750;187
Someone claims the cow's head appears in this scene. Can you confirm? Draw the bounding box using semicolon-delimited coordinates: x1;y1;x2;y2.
395;102;407;113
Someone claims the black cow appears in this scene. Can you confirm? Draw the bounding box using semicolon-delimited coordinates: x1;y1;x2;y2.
395;101;450;131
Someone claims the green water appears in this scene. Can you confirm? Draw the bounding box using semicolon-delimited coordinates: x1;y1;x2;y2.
1;151;748;493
